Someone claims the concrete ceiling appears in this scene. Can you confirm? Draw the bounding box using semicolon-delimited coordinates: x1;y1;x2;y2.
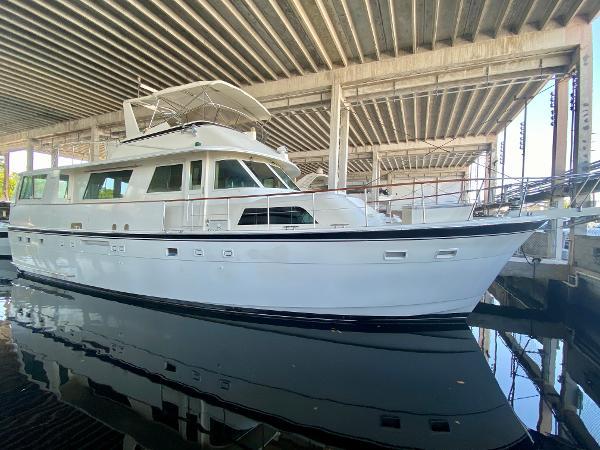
0;0;598;176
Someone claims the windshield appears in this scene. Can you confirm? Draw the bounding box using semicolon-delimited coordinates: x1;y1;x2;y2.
243;161;287;189
269;165;300;191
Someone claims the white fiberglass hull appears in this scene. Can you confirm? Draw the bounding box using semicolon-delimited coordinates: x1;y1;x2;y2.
8;218;543;319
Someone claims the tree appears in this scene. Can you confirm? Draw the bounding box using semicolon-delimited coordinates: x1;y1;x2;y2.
0;164;20;201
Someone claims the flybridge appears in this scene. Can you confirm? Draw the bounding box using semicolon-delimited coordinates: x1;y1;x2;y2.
122;80;271;140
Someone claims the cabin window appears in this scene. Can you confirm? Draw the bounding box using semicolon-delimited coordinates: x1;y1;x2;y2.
270;165;300;190
190;160;202;190
19;175;47;200
238;207;314;225
147;164;183;193
242;161;286;189
58;174;69;199
84;170;133;199
214;160;258;189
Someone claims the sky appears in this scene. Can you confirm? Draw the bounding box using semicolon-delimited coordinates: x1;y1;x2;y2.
8;19;600;179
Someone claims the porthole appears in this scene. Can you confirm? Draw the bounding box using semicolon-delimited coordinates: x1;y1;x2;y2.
384;250;407;260
435;248;458;259
166;248;178;257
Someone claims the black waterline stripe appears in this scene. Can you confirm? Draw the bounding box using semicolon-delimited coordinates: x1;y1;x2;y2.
8;220;544;241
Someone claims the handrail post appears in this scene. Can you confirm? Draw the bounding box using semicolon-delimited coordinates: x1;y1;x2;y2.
468;180;485;221
266;195;270;230
421;185;426;224
518;178;529;217
190;201;194;231
388;199;392;222
577;176;600;209
226;198;231;231
312;192;316;228
364;188;368;227
162;201;166;232
570;174;592;208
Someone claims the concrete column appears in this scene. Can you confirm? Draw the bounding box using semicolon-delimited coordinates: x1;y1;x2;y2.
552;78;569;179
3;152;9;201
538;338;558;434
371;149;380;202
549;78;570;260
90;124;100;161
51;147;59;168
327;83;342;189
338;107;350;190
484;145;496;203
26;139;34;171
573;24;593;175
43;360;61;395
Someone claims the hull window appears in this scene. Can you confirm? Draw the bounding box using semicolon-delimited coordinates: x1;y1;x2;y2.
84;170;133;199
238;207;314;225
190;160;203;190
214;160;258;189
243;160;286;189
19;175;47;200
148;164;183;193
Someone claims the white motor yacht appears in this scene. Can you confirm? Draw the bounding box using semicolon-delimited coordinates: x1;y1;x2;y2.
8;81;544;321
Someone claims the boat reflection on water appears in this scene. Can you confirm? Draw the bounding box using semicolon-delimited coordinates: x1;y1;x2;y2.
4;278;533;449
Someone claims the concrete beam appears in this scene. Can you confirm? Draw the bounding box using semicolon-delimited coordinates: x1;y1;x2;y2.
0;109;125;149
246;22;585;102
290;136;495;159
0;22;588;150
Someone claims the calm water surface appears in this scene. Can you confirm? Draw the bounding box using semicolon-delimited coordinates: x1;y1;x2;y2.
0;262;597;449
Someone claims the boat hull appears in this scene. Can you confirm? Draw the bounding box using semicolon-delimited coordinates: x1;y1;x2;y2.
8;219;543;319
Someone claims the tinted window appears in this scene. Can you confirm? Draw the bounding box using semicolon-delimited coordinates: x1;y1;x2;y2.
147;164;183;193
58;174;69;199
84;170;133;199
214;160;258;189
238;207;314;225
19;175;47;200
270;165;300;190
190;160;202;190
243;161;286;188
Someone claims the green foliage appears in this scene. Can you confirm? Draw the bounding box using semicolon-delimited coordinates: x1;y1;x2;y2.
0;164;19;200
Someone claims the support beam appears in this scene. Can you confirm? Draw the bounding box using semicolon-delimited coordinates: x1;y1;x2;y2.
245;23;582;102
90;124;100;161
26;139;34;171
50;147;58;169
338;107;350;189
573;24;593;174
292;136;495;159
538;338;558;435
552;77;569;177
3;152;9;200
550;77;569;259
371;149;380;201
328;83;342;189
